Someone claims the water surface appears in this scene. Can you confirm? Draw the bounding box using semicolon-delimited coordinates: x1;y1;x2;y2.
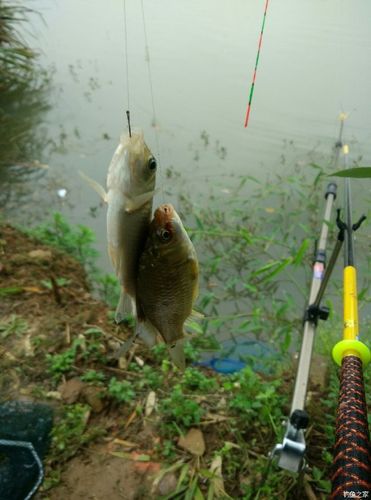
3;0;371;276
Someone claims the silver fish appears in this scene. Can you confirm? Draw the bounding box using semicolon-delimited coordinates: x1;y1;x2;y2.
136;203;199;369
80;130;157;322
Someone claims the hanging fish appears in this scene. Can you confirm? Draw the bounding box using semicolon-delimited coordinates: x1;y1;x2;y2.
80;130;157;322
136;203;199;370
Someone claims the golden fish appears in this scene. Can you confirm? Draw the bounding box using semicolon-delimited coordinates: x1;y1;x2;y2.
136;203;199;369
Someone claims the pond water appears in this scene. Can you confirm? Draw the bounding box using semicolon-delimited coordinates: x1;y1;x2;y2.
2;0;371;325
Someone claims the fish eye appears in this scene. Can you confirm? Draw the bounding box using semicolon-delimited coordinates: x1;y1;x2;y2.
148;157;157;170
159;229;171;241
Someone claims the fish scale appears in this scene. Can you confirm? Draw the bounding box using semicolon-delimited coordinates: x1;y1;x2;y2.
142;259;195;342
109;201;152;298
136;204;199;366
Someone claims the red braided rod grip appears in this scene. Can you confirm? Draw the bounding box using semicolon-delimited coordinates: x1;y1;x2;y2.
331;355;371;499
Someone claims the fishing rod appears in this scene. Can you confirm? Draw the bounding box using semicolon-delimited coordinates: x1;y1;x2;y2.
330;144;370;498
271;117;346;472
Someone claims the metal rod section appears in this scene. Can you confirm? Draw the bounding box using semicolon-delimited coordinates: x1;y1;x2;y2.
289;186;336;414
272;116;347;473
330;356;371;497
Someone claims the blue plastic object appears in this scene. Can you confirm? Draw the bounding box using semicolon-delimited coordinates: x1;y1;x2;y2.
196;338;278;374
209;358;246;374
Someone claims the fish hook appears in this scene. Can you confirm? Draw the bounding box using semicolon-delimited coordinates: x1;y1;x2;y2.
126;110;132;137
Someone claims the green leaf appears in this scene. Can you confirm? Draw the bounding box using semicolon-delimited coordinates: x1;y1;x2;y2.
176;463;190;491
239;228;252;243
0;286;23;296
194;486;205;500
292;239;309;265
252;261;281;276
185;320;203;334
135;454;151;462
330;167;371;178
109;451;131;459
252;258;292;282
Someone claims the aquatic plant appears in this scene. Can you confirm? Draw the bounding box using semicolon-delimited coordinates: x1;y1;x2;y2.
0;1;50;171
178;161;371;361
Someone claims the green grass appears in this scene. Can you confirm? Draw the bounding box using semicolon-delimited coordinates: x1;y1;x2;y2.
108;377;136;403
49;403;105;463
18;157;371;498
159;384;205;430
0;314;28;338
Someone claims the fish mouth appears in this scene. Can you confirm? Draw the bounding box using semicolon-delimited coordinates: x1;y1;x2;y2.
154;204;175;226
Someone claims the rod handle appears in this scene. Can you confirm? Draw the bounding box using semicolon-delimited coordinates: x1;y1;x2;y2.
332;339;371;367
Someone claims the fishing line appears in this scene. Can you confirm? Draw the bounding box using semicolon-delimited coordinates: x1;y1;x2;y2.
123;0;131;128
244;0;270;128
140;0;164;201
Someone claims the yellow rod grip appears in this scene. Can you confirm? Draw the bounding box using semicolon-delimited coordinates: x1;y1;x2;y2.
343;266;358;340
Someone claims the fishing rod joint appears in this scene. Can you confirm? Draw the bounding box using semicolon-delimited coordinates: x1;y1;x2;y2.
336;209;346;242
303;304;329;326
325;182;337;200
313;247;326;265
271;411;307;472
336;209;366;236
352;214;366;232
332;339;371;367
290;409;309;430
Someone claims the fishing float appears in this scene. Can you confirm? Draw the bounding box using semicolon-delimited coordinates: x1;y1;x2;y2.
244;0;270;128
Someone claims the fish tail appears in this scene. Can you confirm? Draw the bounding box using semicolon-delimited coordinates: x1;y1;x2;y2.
114;334;137;359
168;339;186;371
137;321;158;348
115;288;135;323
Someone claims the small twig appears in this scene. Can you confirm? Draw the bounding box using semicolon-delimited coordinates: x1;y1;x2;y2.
83;323;131;344
303;474;317;500
65;323;71;345
102;366;142;377
50;273;63;305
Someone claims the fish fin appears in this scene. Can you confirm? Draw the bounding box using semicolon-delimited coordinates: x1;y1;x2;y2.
115;288;135;323
189;309;204;320
124;190;156;213
136;321;158;348
79;170;107;202
108;243;120;276
188;258;200;301
114;334;137;359
184;309;205;331
168;339;186;371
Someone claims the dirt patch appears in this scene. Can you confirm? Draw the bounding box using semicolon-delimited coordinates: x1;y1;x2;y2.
51;447;154;500
0;225;157;499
